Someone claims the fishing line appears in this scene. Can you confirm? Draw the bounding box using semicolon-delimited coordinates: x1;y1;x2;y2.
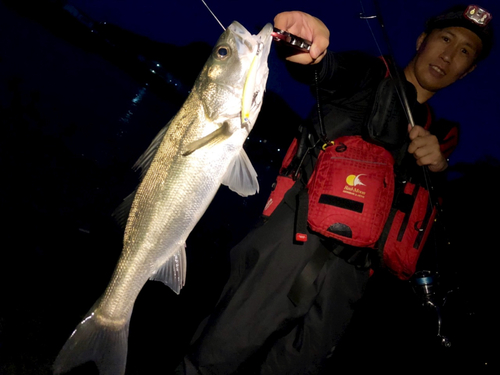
200;0;226;31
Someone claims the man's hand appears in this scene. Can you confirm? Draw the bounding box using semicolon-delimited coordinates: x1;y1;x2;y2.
408;125;448;172
273;11;329;65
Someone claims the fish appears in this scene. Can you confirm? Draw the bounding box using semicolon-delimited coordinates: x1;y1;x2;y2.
53;21;273;375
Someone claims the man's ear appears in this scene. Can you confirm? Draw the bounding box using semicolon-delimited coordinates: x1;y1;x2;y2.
416;32;428;51
460;64;477;79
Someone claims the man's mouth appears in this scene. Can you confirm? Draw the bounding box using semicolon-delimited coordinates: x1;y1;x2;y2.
430;64;446;76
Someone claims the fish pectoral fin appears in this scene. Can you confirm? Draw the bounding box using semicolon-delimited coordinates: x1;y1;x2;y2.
222;148;259;197
149;244;187;295
182;121;232;156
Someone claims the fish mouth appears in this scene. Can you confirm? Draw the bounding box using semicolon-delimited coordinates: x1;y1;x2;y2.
257;23;274;41
256;23;274;57
228;22;273;55
229;22;273;126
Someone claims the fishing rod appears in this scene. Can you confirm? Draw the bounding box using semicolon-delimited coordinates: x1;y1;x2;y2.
359;0;416;127
358;0;439;209
359;0;455;347
358;0;440;221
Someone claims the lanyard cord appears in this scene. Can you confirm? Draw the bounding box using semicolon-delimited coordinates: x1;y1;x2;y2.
288;67;326;181
314;68;329;143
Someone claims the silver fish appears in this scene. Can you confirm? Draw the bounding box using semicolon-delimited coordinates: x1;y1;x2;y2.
54;21;273;375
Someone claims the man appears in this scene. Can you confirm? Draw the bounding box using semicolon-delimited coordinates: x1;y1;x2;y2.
175;5;493;374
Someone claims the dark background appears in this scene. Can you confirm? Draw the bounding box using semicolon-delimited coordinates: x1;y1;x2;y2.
0;1;498;374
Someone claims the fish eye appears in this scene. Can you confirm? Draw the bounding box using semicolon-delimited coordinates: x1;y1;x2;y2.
214;45;231;60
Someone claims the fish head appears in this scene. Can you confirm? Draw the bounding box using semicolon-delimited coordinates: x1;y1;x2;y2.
195;21;273;131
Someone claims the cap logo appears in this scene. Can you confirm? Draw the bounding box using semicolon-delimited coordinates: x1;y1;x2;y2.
464;5;492;27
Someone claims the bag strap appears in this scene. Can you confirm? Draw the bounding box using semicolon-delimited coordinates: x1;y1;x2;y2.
288;244;331;307
295;188;309;242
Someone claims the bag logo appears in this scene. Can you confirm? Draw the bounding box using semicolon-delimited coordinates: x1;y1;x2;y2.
346;174;366;187
343;174;367;198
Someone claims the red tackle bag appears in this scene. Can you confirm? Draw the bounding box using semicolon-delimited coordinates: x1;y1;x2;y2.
376;181;438;280
306;136;395;248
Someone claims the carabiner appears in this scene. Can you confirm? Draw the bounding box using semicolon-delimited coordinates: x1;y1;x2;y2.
322;141;335;151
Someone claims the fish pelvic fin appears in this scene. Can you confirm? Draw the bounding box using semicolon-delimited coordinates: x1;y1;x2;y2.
182;121;232;156
149;243;187;294
53;309;129;375
222;148;259;197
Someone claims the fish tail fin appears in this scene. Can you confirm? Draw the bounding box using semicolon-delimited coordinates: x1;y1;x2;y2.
53;310;130;375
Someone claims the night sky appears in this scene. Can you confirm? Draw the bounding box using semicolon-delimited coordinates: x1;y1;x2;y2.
66;0;500;165
0;1;498;374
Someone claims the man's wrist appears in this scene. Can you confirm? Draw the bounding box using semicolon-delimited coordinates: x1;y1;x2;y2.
428;158;449;172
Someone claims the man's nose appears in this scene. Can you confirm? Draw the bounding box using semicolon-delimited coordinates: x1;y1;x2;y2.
439;47;454;63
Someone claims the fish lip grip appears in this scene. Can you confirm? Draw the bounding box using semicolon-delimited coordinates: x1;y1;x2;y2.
272;27;312;51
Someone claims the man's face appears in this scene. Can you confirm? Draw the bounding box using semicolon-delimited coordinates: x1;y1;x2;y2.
412;26;482;93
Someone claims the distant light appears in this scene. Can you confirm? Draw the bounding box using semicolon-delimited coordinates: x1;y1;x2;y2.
132;87;146;104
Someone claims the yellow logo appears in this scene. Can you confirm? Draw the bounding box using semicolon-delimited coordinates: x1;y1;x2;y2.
343;174;367;199
345;174;366;187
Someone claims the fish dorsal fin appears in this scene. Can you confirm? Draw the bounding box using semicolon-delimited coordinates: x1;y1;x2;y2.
111;122;171;228
112;191;136;230
182;121;231;156
133;121;171;179
149;244;186;294
222;148;259;197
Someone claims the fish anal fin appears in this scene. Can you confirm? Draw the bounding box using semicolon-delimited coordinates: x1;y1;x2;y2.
149;244;187;294
182;121;232;156
222;148;259;197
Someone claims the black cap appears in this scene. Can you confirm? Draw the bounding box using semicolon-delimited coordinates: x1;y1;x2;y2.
425;4;494;60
